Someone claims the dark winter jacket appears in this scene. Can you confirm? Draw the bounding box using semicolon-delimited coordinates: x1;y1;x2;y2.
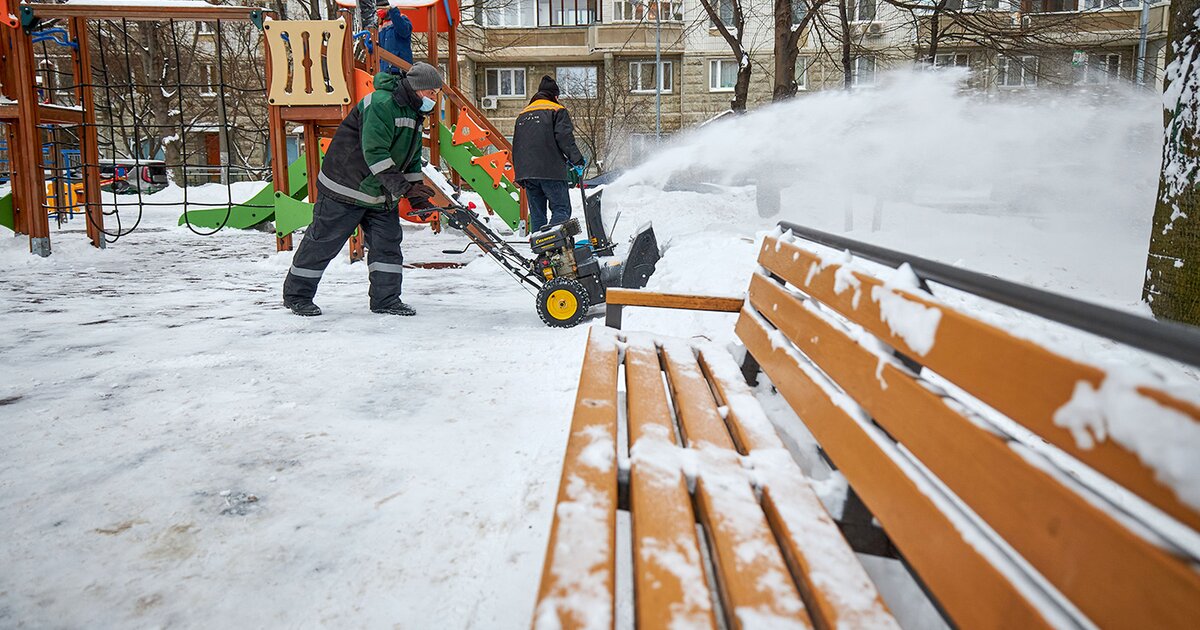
379;9;413;72
512;98;585;183
317;72;426;209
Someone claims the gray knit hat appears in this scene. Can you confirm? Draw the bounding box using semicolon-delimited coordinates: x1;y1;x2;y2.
405;62;443;92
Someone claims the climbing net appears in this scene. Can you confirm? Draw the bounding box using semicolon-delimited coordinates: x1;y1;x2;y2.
27;15;272;241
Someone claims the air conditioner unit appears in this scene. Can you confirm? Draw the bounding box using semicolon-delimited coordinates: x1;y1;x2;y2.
481;96;498;110
866;22;883;36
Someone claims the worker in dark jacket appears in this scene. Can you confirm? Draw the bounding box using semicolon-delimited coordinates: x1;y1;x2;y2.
512;75;585;233
282;63;443;317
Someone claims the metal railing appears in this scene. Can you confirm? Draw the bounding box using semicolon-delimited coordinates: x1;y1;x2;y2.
778;221;1200;370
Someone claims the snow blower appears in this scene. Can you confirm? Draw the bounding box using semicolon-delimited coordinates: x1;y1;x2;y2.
424;185;659;328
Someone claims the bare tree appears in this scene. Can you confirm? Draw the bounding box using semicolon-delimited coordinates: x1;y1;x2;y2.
774;0;827;100
697;0;753;110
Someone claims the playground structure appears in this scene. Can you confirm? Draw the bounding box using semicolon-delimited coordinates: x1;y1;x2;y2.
1;0;277;254
2;1;656;326
0;0;527;259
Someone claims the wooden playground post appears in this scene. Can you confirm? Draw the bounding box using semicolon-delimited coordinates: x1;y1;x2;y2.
342;8;365;262
426;6;440;172
11;25;50;255
265;38;292;252
71;16;105;249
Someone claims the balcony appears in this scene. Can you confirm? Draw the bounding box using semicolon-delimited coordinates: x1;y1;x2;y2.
588;21;685;53
917;4;1167;47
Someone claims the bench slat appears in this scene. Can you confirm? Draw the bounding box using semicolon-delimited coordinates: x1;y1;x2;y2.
695;468;814;629
737;307;1059;629
606;287;745;312
698;347;899;630
533;329;621;630
748;274;1200;628
661;341;737;451
757;236;1200;531
625;338;719;630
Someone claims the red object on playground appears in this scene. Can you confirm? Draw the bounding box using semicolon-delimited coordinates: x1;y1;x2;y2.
397;197;438;224
451;107;492;149
2;0;17;28
470;150;514;189
392;0;459;34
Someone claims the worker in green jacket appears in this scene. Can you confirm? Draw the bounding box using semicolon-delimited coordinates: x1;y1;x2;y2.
282;63;443;317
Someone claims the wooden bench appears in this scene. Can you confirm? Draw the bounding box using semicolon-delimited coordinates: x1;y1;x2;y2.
532;230;1200;629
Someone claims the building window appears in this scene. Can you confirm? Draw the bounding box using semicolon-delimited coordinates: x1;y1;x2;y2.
538;0;599;25
851;56;876;87
196;21;214;35
629;133;658;162
201;65;217;96
630;60;673;93
851;0;876;22
795;55;811;90
613;0;682;21
485;67;527;98
792;0;808;24
1083;0;1138;7
709;59;737;92
716;0;735;25
934;53;969;68
483;0;536;27
557;66;598;98
1084;53;1120;84
997;55;1038;87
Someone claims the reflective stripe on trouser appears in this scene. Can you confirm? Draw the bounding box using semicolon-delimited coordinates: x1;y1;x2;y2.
282;195;404;308
361;204;404;309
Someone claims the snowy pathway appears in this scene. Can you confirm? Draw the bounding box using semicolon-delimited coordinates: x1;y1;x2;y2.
0;215;587;627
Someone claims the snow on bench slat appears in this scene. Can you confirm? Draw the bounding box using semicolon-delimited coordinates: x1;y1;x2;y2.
534;329;619;630
745;275;1200;628
735;308;1068;629
757;234;1200;532
624;336;718;629
697;345;899;629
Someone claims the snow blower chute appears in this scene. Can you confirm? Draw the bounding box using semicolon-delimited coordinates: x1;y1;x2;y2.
422;186;660;328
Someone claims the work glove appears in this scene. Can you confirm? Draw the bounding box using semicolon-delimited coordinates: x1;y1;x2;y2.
405;182;438;201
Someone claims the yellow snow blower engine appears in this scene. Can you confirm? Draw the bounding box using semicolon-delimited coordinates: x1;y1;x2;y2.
430;188;660;328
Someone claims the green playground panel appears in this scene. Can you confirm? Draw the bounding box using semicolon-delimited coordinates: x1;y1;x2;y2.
0;192;12;232
177;154;311;229
436;123;522;230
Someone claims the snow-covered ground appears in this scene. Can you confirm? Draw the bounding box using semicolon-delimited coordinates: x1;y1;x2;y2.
2;71;1197;628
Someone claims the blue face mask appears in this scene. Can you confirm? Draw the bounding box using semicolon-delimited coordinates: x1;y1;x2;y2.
419;96;436;113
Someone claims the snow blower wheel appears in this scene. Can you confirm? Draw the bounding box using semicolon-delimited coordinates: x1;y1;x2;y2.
537;278;590;328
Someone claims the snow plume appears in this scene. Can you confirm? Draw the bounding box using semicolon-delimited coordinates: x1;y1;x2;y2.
608;69;1159;230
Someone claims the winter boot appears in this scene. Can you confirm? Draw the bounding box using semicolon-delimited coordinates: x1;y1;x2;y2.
286;300;323;317
371;299;416;316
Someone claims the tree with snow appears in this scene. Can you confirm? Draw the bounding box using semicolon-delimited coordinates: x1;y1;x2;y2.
1146;0;1200;326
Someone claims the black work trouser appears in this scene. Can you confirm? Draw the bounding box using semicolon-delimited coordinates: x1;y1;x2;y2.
282;194;404;309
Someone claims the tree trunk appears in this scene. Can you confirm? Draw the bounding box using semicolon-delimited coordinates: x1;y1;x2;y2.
733;54;751;111
1145;0;1200;325
774;0;799;101
839;0;852;89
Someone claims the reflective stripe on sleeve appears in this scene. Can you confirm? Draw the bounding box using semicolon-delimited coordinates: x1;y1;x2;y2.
369;157;396;174
403;172;424;182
